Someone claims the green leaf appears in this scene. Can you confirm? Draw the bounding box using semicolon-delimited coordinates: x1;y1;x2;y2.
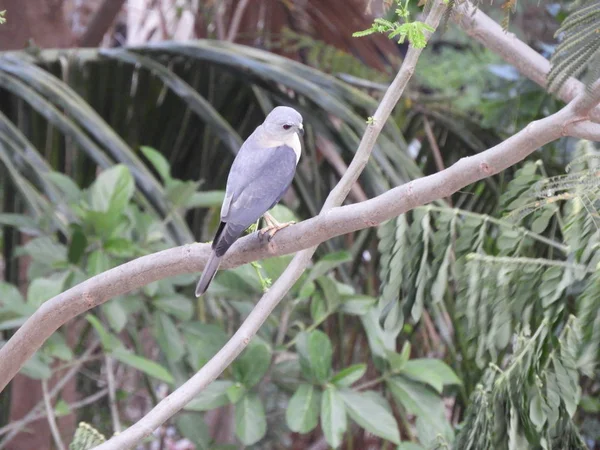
21;352;52;380
235;393;267;446
19;237;67;265
88;164;134;214
310;292;328;323
104;237;140;258
153;311;185;363
387;376;451;437
101;298;128;333
340;390;400;444
387;341;411;372
86;314;121;351
45;332;73;361
340;295;377;316
330;364;367;388
112;347;174;384
185;190;226;209
176;413;210;450
529;389;547;431
0;281;31;316
27;274;67;308
185;380;235;411
398;443;426;450
308;251;352;282
166;180;200;207
153;295;193;321
68;227;87;264
140;146;171;183
183;323;228;370
87;250;111;276
304;330;333;383
232;339;271;388
317;276;341;312
54;399;72;417
0;213;40;233
321;385;347;448
286;384;320;433
400;359;461;393
47;171;82;204
226;383;246;404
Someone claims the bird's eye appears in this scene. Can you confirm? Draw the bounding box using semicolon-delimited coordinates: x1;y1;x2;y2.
282;124;292;130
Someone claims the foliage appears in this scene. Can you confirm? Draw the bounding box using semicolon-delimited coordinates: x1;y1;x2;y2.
353;0;438;49
377;141;600;448
548;0;600;93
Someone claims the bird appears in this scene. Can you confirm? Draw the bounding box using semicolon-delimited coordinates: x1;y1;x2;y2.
195;106;304;297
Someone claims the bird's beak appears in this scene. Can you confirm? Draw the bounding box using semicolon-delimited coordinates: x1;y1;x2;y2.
297;124;304;136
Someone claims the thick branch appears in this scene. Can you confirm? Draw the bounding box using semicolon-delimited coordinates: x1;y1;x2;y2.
452;1;600;123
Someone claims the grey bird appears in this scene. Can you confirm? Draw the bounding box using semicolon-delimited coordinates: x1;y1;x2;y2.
195;106;304;297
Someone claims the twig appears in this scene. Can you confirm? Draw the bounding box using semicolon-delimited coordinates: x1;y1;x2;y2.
226;0;250;42
423;117;445;173
105;354;121;433
423;116;452;205
41;379;66;450
317;135;369;203
0;389;109;438
91;2;449;449
0;340;100;448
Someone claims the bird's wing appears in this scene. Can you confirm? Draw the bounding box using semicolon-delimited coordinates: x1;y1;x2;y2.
221;143;297;228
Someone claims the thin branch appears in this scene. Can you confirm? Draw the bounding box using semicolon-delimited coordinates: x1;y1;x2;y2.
451;1;600;123
92;2;449;449
105;354;121;433
422;116;451;205
77;0;127;47
317;135;368;203
0;388;108;439
0;340;100;448
41;379;66;450
423;117;445;173
226;0;250;42
565;120;600;141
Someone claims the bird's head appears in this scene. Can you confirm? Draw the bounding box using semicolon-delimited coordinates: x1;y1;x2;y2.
262;106;304;140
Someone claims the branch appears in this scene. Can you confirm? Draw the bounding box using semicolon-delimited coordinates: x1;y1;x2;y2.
42;379;66;450
565;120;600;142
0;388;108;439
105;354;121;433
452;1;600;123
0;340;100;448
92;2;449;449
77;0;127;47
226;0;250;42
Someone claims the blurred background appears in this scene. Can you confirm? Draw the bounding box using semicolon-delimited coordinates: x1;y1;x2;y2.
0;1;598;449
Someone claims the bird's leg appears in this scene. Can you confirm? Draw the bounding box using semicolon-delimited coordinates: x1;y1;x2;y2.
259;212;295;241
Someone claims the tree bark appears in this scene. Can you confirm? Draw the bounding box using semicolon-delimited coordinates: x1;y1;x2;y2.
0;0;73;50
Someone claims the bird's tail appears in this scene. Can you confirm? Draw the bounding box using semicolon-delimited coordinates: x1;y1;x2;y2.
195;251;222;297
